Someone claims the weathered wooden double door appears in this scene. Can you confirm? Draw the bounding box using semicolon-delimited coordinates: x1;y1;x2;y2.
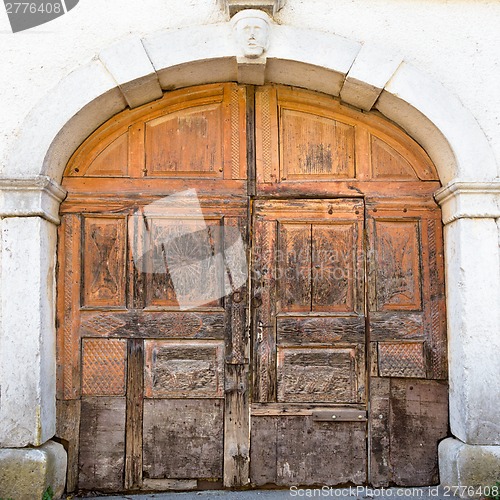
56;84;448;493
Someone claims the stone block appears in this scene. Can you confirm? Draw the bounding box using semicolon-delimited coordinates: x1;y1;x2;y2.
0;441;67;500
439;438;500;498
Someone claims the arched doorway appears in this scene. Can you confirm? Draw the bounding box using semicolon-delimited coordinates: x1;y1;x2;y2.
56;83;448;493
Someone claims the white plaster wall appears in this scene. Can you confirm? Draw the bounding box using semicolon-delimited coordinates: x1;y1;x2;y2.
0;0;499;177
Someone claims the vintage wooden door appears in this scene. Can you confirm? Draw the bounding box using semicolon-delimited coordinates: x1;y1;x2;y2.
56;83;448;493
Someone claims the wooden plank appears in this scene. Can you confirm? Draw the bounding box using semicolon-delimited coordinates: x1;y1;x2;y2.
55;399;80;493
249;416;278;486
57;214;82;400
277;347;360;403
143;399;224;479
251;402;366;416
312;408;366;421
143;340;224;398
370;311;424;341
223;364;250;487
125;339;144;490
224;216;249;364
79;397;126;491
389;379;448;486
368;377;391;487
275;416;366;486
142;479;197;491
82;216;127;308
278;222;311;312
252;217;277;402
80;310;225;339
277;315;365;344
128;122;145;178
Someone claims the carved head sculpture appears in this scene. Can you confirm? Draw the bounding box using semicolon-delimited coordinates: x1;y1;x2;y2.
231;9;272;59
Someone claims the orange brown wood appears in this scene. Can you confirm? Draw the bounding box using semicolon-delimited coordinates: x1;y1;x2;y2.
56;83;448;493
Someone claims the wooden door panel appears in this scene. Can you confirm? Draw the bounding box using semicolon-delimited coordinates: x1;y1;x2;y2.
79;397;126;491
143;399;224;480
277;347;361;403
250;416;366;486
312;223;360;312
82;217;127;308
278;223;311;312
143;340;224;398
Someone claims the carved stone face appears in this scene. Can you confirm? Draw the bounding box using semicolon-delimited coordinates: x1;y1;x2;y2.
234;16;270;58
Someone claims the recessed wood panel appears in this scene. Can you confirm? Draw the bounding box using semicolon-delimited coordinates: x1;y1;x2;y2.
277;315;365;345
371;219;422;311
146;218;223;308
281;109;355;179
278;223;311;312
371;135;418;180
312;223;356;312
378;342;426;378
145;105;222;177
82;217;127;308
277;347;359;403
84;133;129;177
144;341;224;398
143;399;223;479
250;415;366;486
81;339;127;396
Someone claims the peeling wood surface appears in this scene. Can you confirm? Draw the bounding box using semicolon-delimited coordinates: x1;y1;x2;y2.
57;83;448;492
79;397;126;491
142;399;224;480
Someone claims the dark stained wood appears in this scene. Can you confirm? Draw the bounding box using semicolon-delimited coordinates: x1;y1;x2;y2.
223;364;250;487
278;222;311;312
252;216;277;403
249;416;277;486
370;311;424;341
277;315;365;345
277;347;361;403
125;339;144;490
55;399;80;493
312;223;357;312
144;340;224;398
369;378;448;486
80;311;225;339
251;415;367;486
142;399;224;479
79;397;126;491
389;379;448;485
378;341;426;378
369;377;391;487
82;216;127;308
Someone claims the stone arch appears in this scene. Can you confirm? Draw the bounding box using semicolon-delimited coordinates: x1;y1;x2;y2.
5;23;498;190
